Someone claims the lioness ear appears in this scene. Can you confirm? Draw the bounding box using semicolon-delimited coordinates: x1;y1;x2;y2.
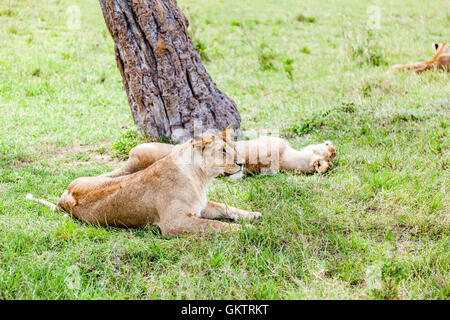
201;137;213;147
222;126;233;139
433;43;440;52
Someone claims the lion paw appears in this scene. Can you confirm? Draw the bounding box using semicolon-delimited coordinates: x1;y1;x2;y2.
238;210;262;220
250;211;262;219
304;141;336;173
313;158;330;173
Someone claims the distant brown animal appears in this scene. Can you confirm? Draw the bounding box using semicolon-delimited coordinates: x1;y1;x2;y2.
388;42;450;73
26;129;262;237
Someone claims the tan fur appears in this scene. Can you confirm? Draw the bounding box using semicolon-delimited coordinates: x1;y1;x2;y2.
29;129;261;237
388;42;450;73
105;136;336;178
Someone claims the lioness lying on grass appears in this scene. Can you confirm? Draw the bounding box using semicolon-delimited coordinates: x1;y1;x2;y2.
388;42;449;73
27;129;261;237
105;136;336;178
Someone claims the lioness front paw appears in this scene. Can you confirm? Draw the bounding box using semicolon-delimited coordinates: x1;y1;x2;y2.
313;158;330;173
238;211;262;220
250;211;262;219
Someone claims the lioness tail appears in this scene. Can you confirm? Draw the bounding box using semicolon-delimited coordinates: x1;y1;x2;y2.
26;194;58;212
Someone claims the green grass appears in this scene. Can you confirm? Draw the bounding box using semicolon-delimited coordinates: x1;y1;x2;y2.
0;0;449;299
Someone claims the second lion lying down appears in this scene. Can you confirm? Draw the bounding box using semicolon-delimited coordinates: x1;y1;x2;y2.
105;135;336;178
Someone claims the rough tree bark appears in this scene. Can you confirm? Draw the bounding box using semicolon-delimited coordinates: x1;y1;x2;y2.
98;0;241;142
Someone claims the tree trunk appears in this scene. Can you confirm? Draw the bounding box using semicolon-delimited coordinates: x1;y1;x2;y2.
98;0;241;142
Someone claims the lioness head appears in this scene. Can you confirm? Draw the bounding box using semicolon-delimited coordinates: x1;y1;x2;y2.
433;42;450;70
190;127;244;179
433;42;449;54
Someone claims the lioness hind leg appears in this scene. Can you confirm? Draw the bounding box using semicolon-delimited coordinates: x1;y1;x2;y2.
159;216;241;237
201;201;262;221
